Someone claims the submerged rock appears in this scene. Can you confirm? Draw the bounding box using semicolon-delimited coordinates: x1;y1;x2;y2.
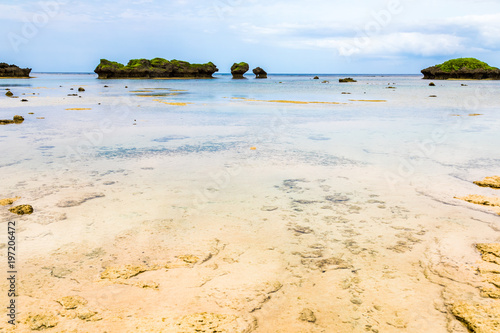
299;308;317;323
474;176;500;189
101;265;147;280
339;78;357;83
24;312;58;330
56;296;88;310
450;301;500;333
9;204;34;215
252;67;267;78
422;58;500;80
231;62;249;79
95;58;219;79
0;63;31;78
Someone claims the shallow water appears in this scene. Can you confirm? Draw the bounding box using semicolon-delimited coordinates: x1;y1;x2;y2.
1;73;499;332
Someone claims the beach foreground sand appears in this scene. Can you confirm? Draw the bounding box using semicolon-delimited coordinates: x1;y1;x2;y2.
1;160;499;332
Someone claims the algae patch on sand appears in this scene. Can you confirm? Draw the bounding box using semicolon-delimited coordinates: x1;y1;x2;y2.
349;99;387;102
9;204;34;215
231;97;341;105
474;176;500;189
100;265;147;280
0;196;20;206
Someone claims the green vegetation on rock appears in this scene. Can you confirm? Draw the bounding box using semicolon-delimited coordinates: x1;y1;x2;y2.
422;57;500;80
435;58;498;72
94;58;218;79
231;62;249;72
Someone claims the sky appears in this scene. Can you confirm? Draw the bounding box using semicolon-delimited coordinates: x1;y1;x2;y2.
1;0;500;74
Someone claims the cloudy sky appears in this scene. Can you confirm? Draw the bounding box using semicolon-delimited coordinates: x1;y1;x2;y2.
1;0;499;73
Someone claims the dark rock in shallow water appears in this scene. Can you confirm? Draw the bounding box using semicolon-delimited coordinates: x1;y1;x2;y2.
231;62;249;79
78;87;85;92
252;67;267;79
339;78;357;83
0;63;31;78
94;58;219;79
421;58;500;80
429;82;435;86
0;115;24;125
5;91;13;97
313;76;319;80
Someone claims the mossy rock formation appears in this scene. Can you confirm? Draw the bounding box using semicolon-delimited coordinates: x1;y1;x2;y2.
231;62;249;79
0;63;31;78
252;67;267;79
94;58;219;79
339;78;357;83
421;58;500;80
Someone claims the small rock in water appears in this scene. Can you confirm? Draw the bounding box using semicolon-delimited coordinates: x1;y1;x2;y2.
429;82;435;86
5;91;13;97
78;87;85;92
351;297;363;305
299;308;316;323
313;76;319;80
21;99;28;102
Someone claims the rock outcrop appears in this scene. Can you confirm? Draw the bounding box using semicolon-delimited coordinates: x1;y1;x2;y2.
252;67;267;79
0;63;31;78
231;62;249;79
339;78;357;83
94;58;219;79
421;58;500;80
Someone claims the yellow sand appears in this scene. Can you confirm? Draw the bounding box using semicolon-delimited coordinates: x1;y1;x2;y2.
65;108;92;111
231;97;341;105
349;99;387;102
153;99;191;106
